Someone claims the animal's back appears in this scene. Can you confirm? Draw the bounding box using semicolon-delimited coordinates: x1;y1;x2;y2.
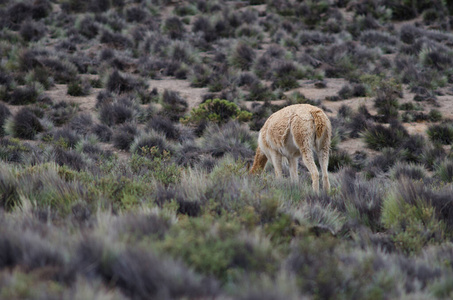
260;104;326;148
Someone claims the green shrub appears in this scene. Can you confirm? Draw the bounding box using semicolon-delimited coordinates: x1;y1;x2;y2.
428;109;442;122
435;160;453;183
382;181;446;254
156;217;277;283
427;123;453;145
362;121;408;150
182;99;252;126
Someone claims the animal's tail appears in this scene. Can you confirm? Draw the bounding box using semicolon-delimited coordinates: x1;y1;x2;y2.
249;145;268;174
310;109;331;151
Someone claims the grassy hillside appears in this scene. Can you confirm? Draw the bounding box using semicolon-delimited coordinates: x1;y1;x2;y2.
1;0;453;299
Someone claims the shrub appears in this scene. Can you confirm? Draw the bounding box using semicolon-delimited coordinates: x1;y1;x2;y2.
40;57;78;83
69;113;93;135
70;238;218;299
362;121;408;150
20;20;46;42
427;123;453;145
0;168;20;211
163;16;186;39
67;80;90;96
382;181;448;254
92;123;113;142
148;116;180;140
99;102;134;126
54;147;85;171
271;61;301;91
78;16;99;39
339;169;385;231
7;85;39;105
298;30;335;45
112;123;138;150
0;103;11;136
5;108;43;139
158;217;277;283
44;128;81;149
359;30;399;53
190;64;211;87
100;30;132;49
231;42;255;70
373;81;402;122
47;101;78;126
202;121;255;159
328;149;353;172
435;160;453;183
125;6;150;23
106;70;144;94
130;131;174;158
182;99;252;126
428;109;442;122
390;163;426;181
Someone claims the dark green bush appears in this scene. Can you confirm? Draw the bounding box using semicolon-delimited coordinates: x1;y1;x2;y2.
5;108;44;139
362;121;408;150
182;99;252;126
427;123;453;144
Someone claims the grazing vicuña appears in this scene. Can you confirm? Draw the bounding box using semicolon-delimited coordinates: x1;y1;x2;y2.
250;104;331;192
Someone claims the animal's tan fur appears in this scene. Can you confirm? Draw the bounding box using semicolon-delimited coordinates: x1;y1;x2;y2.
250;104;332;192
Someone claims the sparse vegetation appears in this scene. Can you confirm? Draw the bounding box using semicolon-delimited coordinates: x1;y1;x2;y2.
1;0;453;298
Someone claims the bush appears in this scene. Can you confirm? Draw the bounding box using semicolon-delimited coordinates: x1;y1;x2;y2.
328;149;353;172
435;160;453;183
100;30;132;48
163;16;186;39
0;169;20;211
7;85;39;105
158;217;277;283
130;131;174;158
5;108;44;139
202;121;255;159
428;109;442;122
271;61;301;91
0;103;11;137
20;20;46;42
47;101;78;126
112;123;138;150
182;99;252;126
148;116;180;140
106;70;144;94
382;181;449;254
99;102;134;126
390;163;426;181
340;170;384;228
54;147;85;171
44;128;81;149
92;123;113;142
427;123;453;145
69;113;93;135
69;237;218;299
67;80;90;96
78;16;99;39
231;43;255;70
362;121;409;150
373;81;402;122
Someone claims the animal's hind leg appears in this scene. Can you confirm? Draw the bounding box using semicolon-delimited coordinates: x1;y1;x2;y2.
291;122;319;192
318;146;330;191
269;150;283;179
301;148;319;192
288;156;299;183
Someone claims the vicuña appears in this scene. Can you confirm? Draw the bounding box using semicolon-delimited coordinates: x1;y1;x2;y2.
250;104;331;192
